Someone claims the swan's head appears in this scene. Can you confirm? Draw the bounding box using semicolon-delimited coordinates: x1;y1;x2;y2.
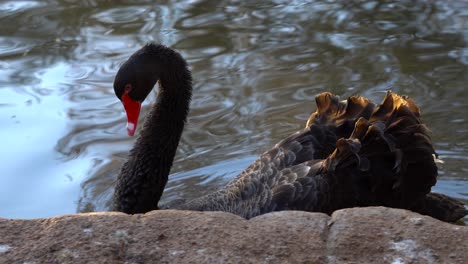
113;44;162;136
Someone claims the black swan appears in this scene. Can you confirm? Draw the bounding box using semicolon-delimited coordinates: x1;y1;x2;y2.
112;43;467;222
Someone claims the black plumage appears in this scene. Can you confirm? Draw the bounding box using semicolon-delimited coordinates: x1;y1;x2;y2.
112;43;467;222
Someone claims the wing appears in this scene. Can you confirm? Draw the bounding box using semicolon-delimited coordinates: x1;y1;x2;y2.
178;92;376;218
264;92;440;216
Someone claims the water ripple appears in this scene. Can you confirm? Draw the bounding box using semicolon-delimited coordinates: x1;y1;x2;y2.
92;7;149;24
0;1;45;18
0;37;36;57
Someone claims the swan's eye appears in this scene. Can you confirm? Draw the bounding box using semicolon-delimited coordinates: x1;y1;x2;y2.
124;84;132;93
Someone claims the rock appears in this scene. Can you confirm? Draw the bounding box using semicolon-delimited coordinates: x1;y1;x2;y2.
326;208;467;264
0;207;466;264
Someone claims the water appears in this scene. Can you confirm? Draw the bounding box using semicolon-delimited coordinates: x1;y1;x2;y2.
0;0;466;222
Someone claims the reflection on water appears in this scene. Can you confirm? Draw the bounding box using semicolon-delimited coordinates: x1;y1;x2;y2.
0;0;466;222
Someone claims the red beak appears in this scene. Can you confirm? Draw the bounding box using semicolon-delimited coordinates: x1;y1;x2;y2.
122;91;141;136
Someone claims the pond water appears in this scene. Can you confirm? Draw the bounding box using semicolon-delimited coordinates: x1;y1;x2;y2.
0;0;466;222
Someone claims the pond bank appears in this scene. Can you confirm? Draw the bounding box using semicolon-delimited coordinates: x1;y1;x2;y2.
0;207;466;263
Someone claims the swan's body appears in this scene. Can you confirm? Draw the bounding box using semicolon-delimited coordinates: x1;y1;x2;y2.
112;43;467;222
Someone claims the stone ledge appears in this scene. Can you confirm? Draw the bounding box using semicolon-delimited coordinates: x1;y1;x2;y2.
0;207;466;264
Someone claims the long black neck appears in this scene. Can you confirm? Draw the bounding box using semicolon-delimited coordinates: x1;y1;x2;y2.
113;53;192;214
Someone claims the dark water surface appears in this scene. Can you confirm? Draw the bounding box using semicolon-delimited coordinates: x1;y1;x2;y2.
0;0;466;222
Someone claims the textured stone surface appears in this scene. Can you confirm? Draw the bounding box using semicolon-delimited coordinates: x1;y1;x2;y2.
0;207;466;264
326;208;467;264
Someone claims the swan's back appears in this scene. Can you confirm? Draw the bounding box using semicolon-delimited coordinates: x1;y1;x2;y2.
178;92;466;222
178;93;373;216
